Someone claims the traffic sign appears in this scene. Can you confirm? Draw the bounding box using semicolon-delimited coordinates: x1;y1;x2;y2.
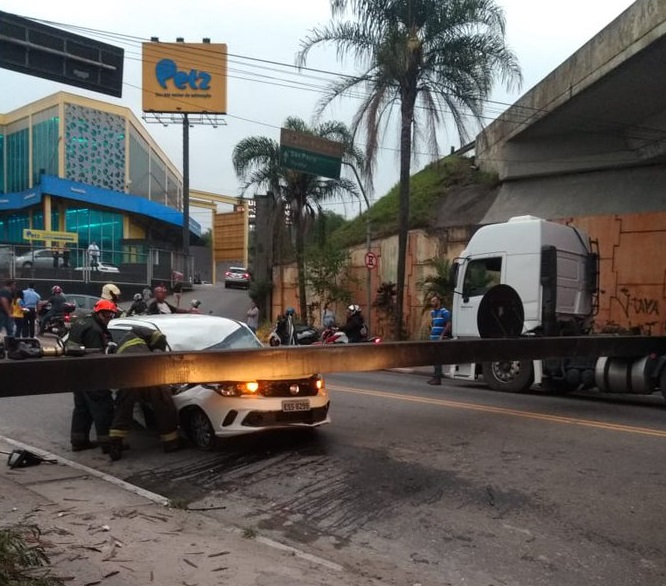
280;128;345;180
364;251;378;269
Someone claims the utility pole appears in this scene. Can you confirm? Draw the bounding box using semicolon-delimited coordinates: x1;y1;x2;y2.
342;162;372;333
182;112;190;256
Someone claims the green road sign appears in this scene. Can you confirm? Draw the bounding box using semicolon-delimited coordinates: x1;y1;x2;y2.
280;128;345;180
280;145;342;179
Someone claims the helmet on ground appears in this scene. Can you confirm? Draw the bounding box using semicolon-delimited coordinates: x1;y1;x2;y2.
285;307;295;316
94;299;117;314
133;293;143;302
51;285;62;295
347;304;361;314
101;283;121;301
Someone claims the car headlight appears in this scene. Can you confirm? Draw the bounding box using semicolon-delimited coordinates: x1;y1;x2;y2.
203;382;260;397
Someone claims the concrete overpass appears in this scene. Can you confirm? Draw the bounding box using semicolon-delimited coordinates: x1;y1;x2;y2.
475;0;666;223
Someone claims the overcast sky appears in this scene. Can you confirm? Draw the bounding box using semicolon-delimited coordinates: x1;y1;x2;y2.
0;0;637;230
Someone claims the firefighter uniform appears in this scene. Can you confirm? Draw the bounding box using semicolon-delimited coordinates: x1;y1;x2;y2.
108;327;179;460
67;302;117;452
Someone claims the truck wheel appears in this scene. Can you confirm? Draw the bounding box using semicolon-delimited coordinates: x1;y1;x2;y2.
482;360;534;393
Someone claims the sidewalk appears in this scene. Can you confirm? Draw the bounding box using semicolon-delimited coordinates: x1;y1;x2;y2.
0;437;377;586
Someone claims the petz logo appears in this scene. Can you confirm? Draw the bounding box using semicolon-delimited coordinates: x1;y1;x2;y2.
155;59;211;90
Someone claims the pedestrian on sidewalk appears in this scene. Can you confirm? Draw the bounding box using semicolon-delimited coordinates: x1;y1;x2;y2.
108;326;180;460
20;282;41;337
427;293;451;386
66;299;117;453
246;299;259;333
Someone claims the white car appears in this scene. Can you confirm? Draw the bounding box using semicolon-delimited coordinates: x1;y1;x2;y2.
107;314;330;450
73;261;120;273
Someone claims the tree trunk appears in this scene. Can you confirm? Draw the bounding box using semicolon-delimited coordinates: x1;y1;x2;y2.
395;95;415;340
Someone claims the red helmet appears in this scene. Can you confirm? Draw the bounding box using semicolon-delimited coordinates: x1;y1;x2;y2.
94;299;117;314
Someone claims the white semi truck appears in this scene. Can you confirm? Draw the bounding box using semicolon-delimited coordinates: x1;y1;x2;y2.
447;215;665;398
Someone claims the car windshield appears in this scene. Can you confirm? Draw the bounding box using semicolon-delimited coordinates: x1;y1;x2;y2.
203;327;262;351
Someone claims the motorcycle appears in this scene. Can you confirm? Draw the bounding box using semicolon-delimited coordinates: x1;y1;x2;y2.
38;302;76;338
267;314;320;346
314;326;382;345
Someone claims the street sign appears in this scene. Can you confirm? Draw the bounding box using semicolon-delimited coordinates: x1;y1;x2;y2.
23;229;79;244
365;251;378;269
280;128;345;180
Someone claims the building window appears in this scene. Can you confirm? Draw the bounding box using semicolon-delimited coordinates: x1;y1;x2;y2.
32;110;60;185
6;121;29;193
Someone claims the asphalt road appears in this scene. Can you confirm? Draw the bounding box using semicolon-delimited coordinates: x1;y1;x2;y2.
3;284;666;584
3;350;666;585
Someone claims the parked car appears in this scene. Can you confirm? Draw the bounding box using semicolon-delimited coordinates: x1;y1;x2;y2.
64;293;103;322
15;248;61;269
107;314;330;450
73;261;120;274
224;266;250;289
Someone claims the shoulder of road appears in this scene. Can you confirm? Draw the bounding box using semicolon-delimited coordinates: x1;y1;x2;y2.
0;437;380;586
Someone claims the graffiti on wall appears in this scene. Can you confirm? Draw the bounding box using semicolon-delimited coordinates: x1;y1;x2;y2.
608;288;662;335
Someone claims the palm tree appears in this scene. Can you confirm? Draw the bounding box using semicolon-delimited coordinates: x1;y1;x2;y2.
232;117;364;320
297;0;522;338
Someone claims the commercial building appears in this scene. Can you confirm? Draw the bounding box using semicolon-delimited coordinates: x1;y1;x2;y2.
0;91;207;289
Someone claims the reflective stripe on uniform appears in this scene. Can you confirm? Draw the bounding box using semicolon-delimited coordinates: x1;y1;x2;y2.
117;336;146;354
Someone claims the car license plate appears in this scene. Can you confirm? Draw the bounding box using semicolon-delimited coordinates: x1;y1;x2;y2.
282;399;310;412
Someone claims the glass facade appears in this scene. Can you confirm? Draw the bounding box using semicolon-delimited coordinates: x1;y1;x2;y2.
0;132;4;195
129;130;150;198
0;97;188;251
6;119;29;193
32;108;59;186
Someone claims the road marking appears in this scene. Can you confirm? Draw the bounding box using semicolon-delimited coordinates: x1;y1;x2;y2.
328;385;666;439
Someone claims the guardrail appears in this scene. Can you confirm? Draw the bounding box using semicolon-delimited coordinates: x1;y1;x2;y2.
2;335;666;398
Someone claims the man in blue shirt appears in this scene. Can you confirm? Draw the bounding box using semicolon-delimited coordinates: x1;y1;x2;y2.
427;293;451;385
21;282;41;337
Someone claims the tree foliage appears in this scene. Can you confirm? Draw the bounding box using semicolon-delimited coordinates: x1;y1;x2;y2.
232;117;365;319
298;0;521;338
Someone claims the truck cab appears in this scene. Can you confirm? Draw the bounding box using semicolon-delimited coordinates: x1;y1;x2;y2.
449;216;597;391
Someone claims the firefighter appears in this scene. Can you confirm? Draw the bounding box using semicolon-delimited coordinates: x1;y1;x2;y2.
107;326;180;461
67;299;117;453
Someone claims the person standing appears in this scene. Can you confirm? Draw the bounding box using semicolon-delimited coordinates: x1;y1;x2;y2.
52;244;61;269
87;241;100;270
427;293;452;386
147;286;197;314
108;326;180;460
11;290;25;336
66;299;117;453
322;301;336;329
61;243;71;268
246;299;259;333
21;282;41;337
0;280;16;336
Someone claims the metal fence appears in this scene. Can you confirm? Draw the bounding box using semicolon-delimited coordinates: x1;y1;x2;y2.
0;244;193;289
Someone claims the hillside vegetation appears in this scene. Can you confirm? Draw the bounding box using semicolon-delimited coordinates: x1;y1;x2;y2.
330;156;497;248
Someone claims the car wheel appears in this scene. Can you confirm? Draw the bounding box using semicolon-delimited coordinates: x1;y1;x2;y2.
22;262;33;269
182;407;218;451
224;283;229;289
482;360;534;393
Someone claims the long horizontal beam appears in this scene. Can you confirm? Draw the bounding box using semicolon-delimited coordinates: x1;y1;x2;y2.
2;336;665;398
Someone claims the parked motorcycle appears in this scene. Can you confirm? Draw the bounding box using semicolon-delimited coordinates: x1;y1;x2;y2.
314;326;382;345
267;314;320;346
38;302;76;338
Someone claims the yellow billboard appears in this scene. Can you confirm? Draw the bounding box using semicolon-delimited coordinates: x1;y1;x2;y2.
142;42;227;114
23;229;79;244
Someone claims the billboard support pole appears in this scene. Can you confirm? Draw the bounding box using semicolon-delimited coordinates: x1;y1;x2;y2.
183;113;190;257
